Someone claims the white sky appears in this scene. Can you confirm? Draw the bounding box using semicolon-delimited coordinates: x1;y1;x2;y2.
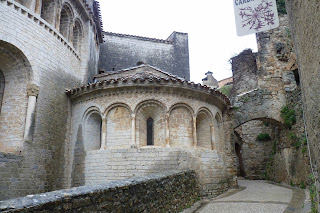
98;0;258;83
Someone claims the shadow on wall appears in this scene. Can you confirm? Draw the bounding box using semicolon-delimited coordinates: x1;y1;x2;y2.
71;125;85;187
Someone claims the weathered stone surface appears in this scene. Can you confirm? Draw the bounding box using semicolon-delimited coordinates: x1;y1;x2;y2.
0;171;199;213
99;31;190;80
230;14;309;185
285;0;320;196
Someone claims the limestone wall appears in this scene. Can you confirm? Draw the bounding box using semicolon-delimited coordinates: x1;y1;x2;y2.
68;85;235;196
230;14;309;185
0;171;199;212
0;0;100;200
75;148;232;197
235;120;276;179
285;0;320;194
98;32;190;80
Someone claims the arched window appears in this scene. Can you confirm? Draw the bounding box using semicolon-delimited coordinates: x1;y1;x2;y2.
73;19;83;51
41;0;57;26
147;117;154;145
59;4;73;41
0;70;4;114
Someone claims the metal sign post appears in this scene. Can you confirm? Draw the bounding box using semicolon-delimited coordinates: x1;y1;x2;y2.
234;0;279;36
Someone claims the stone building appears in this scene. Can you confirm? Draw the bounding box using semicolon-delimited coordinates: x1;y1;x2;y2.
0;0;236;201
230;15;309;183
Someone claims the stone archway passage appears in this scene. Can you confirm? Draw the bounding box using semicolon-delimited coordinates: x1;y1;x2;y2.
235;143;245;177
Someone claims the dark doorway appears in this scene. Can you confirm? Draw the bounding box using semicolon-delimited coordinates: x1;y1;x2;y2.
293;69;300;86
0;70;4;114
235;143;246;177
147;117;154;145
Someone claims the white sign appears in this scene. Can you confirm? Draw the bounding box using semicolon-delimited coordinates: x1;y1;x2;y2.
234;0;279;36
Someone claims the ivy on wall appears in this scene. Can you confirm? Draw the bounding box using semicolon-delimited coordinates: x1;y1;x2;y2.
276;0;287;14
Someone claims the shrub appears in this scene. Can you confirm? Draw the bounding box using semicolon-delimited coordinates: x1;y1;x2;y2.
276;0;287;14
218;85;232;97
281;105;296;129
256;133;271;141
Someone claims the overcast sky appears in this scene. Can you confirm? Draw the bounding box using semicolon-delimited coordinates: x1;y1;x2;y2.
98;0;258;83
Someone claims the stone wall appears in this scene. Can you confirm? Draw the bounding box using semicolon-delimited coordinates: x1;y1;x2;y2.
285;0;320;196
74;148;234;197
230;49;258;96
230;14;309;185
266;88;310;185
0;0;100;200
235;120;276;179
0;171;199;213
98;31;190;80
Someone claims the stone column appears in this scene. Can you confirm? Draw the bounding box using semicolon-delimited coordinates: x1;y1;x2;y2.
131;113;136;148
100;116;106;150
193;117;197;148
24;84;39;141
165;113;170;147
34;0;42;14
210;125;216;150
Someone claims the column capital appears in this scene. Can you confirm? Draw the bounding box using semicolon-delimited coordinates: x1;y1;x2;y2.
27;84;40;97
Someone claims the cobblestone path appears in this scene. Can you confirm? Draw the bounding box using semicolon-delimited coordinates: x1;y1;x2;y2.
183;179;309;213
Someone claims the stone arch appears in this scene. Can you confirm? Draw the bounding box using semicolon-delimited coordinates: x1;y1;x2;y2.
41;0;59;26
0;41;32;153
196;108;214;149
82;107;102;151
169;103;194;148
59;2;74;41
233;117;279;179
105;103;132;149
135;100;166;147
72;18;83;52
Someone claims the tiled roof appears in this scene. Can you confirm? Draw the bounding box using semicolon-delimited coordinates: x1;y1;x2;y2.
66;75;231;106
103;32;173;44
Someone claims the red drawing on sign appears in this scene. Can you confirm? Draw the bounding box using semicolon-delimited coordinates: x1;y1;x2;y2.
239;0;275;31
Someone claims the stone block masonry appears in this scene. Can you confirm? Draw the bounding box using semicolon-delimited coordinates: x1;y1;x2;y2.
99;31;190;80
0;171;199;213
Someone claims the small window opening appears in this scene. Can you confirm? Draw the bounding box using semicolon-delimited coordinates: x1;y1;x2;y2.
0;70;4;114
147;117;154;145
293;69;300;86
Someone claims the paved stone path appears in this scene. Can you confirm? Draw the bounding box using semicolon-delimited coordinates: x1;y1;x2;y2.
184;179;309;213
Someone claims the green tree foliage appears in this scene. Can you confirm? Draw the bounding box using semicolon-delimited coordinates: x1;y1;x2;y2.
218;85;232;97
276;0;287;14
256;133;271;141
280;105;296;129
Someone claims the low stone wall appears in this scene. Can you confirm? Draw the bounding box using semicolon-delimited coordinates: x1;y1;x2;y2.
72;147;235;197
0;171;199;213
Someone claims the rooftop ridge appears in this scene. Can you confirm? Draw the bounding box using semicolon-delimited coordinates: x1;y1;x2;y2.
95;64;185;81
103;31;173;44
